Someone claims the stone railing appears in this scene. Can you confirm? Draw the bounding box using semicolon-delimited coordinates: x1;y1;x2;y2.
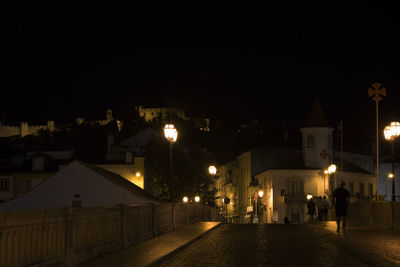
0;203;221;267
347;201;400;229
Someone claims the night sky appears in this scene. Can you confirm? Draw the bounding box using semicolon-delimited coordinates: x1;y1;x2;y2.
2;3;400;149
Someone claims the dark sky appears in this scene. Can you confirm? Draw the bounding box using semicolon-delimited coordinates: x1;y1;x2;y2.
1;3;400;148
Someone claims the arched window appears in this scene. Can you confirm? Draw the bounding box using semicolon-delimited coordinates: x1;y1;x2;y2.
307;135;315;148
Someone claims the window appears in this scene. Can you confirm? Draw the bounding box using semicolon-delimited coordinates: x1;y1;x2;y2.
287;180;304;195
359;183;364;197
307;135;315;148
349;181;354;195
20;180;31;193
368;183;373;197
0;178;9;191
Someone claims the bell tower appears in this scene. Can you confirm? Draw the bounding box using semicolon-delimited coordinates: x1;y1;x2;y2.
300;99;333;169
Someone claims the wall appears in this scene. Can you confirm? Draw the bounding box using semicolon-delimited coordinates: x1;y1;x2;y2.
0;203;221;267
347;201;400;230
0;121;55;138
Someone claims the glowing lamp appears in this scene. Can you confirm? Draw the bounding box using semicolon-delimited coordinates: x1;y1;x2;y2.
328;164;336;174
194;196;200;202
183;196;188;203
209;165;217;175
258;190;264;198
307;194;313;200
164;124;178;142
388;173;394;178
384;122;400;141
136;172;140;177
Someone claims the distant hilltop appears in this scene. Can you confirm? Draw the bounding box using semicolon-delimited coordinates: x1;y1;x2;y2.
0;106;210;138
0;109;115;138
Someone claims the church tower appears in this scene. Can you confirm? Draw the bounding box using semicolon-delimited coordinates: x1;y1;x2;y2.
300;99;333;169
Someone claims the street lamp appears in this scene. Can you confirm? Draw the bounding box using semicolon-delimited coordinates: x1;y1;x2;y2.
164;124;178;203
387;173;394;201
327;164;336;203
183;196;189;224
253;190;264;224
384;122;400;202
209;165;217;175
194;196;200;203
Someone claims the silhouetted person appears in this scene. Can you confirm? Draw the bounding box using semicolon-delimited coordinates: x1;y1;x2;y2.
333;180;350;232
284;216;290;224
317;196;323;221
307;197;316;223
321;196;329;221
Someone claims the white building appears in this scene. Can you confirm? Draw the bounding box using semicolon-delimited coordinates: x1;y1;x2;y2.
0;160;162;210
215;99;376;223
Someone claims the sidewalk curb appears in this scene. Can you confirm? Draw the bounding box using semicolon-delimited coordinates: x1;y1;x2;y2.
149;222;223;266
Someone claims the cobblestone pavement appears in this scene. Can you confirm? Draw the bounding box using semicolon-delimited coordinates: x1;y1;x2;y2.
315;221;400;266
160;223;398;267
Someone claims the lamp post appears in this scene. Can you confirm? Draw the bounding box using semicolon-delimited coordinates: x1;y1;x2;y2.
327;164;336;204
324;169;329;196
164;124;178;203
387;173;394;201
183;196;189;224
384;122;400;202
253;190;264;224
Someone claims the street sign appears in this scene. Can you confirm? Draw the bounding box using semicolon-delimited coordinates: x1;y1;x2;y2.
368;82;386;102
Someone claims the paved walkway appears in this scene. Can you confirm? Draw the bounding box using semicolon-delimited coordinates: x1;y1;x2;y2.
161;223;400;266
79;221;221;267
80;221;400;266
314;221;400;266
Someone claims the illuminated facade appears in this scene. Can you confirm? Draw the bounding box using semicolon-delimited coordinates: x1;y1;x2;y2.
215;100;376;224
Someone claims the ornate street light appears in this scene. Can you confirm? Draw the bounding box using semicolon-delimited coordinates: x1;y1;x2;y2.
327;164;336;203
209;165;217;175
164;124;178;203
384;122;400;202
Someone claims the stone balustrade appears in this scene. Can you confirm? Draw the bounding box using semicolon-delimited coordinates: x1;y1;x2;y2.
0;203;221;267
347;201;400;229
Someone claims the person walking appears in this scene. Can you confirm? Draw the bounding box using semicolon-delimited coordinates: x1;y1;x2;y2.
317;196;323;221
333;180;350;232
321;196;329;221
307;197;316;223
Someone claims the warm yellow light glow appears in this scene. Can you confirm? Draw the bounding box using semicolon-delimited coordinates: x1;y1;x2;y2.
164;124;178;142
194;196;200;202
388;173;394;178
183;196;188;203
324;170;328;174
328;164;336;174
258;190;264;198
209;165;217;175
384;122;400;141
222;198;224;203
136;172;141;177
307;194;313;200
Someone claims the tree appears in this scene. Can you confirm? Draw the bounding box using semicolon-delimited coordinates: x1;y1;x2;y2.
145;128;216;203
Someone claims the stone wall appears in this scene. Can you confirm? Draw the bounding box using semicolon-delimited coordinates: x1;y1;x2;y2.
347;201;400;229
0;203;221;267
